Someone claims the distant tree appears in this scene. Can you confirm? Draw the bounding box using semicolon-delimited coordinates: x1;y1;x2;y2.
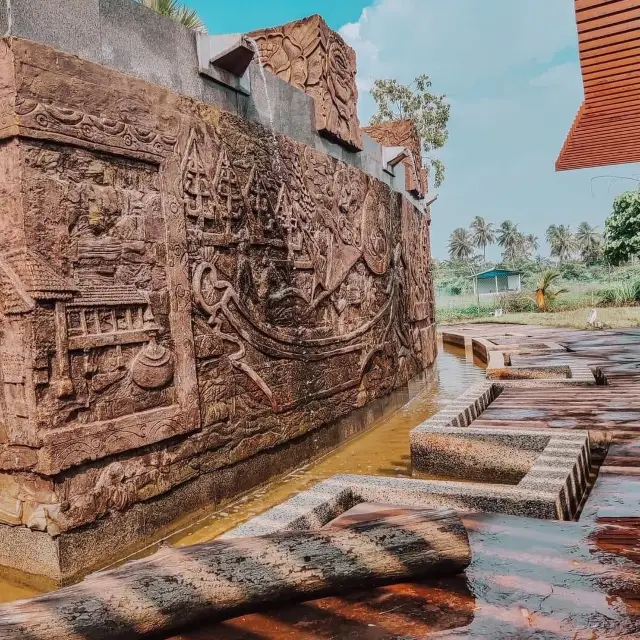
525;234;540;255
370;75;450;187
604;190;640;265
547;224;576;263
576;222;602;263
448;228;475;261
136;0;206;31
497;221;521;264
470;216;495;260
534;270;568;313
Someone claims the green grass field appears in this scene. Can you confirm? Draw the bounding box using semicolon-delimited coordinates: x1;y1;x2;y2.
450;307;640;329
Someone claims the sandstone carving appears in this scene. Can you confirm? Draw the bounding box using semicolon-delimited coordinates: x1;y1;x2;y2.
0;33;436;574
363;120;428;198
249;15;363;151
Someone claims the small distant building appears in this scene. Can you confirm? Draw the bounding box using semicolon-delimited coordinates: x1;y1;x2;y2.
472;269;522;296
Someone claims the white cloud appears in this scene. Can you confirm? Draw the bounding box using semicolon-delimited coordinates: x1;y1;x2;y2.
530;63;582;88
339;0;640;259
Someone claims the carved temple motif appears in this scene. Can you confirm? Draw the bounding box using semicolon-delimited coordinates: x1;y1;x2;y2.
0;30;435;570
249;15;363;151
363;120;429;198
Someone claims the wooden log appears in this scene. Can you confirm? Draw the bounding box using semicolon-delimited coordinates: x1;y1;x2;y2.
0;508;471;640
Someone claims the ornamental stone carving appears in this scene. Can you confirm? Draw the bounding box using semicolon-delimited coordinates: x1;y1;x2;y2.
363;120;428;198
0;28;435;580
249;15;363;151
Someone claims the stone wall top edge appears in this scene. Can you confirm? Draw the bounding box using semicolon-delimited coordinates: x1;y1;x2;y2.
0;0;422;208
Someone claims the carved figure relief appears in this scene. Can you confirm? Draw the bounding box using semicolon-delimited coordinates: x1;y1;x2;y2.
401;198;434;323
249;15;363;151
0;36;436;539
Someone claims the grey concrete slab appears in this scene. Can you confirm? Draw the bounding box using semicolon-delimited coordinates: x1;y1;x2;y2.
99;0;187;95
7;0;101;62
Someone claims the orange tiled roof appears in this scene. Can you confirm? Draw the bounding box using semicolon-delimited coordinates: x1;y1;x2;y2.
557;0;640;171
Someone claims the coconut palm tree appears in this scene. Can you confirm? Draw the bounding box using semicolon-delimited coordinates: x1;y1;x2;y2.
576;222;602;262
497;221;521;265
470;216;495;261
136;0;206;31
545;225;558;245
534;270;568;312
547;224;576;263
448;228;475;261
525;234;539;254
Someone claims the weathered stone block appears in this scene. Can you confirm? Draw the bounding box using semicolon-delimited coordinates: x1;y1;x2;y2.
249;14;363;151
363;120;427;198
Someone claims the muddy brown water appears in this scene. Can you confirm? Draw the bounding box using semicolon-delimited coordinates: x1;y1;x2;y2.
0;344;484;602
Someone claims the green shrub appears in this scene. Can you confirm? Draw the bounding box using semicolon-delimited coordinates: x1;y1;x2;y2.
597;280;640;306
496;292;537;313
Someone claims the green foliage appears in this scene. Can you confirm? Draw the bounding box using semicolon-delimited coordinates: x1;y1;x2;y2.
447;228;475;261
136;0;206;31
370;75;450;187
604;190;640;265
496;292;537;314
470;216;495;260
597;280;640;306
576;222;603;263
497;221;528;264
534;270;568;312
546;224;576;263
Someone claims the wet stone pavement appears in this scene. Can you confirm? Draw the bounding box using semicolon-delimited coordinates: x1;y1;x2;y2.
168;326;640;639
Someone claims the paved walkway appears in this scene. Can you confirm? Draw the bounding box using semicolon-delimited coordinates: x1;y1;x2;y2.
169;325;640;639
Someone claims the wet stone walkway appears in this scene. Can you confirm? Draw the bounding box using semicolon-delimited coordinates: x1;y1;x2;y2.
169;325;640;639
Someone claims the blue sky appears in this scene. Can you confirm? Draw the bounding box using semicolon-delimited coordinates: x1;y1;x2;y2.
191;0;640;260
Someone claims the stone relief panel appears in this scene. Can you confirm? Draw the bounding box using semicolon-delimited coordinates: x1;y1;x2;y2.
7;143;198;474
249;14;363;151
363;120;427;198
401;197;434;324
0;37;436;533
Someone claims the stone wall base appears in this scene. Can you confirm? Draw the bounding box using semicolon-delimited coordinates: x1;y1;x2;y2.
0;364;436;586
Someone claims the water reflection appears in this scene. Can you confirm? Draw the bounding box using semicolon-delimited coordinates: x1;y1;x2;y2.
0;344;484;600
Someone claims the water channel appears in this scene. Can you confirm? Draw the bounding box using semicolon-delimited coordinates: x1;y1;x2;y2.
0;343;484;602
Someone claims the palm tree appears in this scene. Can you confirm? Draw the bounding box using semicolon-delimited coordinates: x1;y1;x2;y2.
497;221;521;265
448;228;475;261
470;216;495;261
534;270;568;312
576;222;602;262
525;234;539;254
545;225;558;245
547;224;576;263
136;0;206;31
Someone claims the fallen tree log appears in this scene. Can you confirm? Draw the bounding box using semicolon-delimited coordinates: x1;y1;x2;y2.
0;508;471;640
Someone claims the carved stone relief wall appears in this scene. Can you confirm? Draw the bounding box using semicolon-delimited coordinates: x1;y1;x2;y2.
249;15;363;151
0;36;436;538
363;120;428;198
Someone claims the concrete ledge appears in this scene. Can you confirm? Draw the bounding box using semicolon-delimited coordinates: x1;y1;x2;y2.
440;330;598;386
223;469;579;540
410;424;590;517
0;368;433;584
